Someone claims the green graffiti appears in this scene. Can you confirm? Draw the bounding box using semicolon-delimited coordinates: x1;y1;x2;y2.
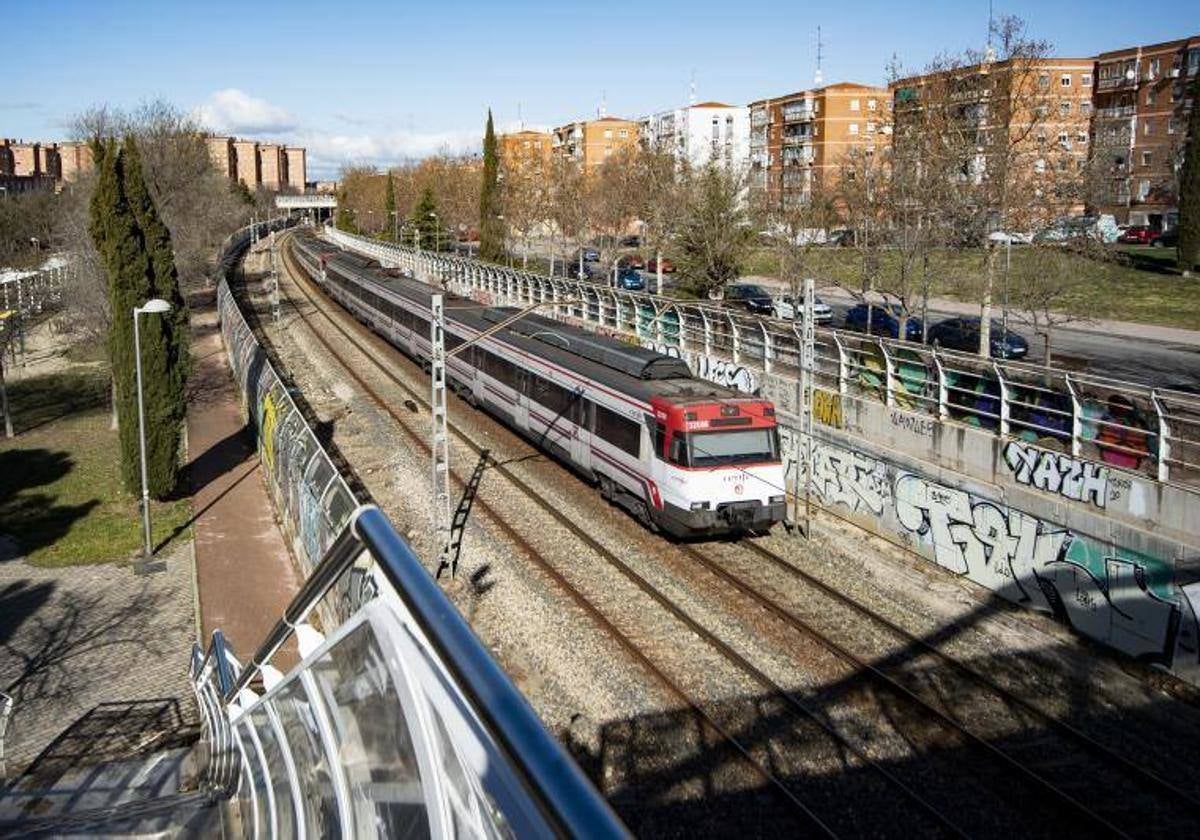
1063;537;1176;602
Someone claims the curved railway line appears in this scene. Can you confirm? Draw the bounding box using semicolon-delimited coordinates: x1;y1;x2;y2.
236;232;1198;837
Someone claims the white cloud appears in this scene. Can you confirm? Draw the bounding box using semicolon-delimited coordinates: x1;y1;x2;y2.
300;128;482;178
196;89;296;134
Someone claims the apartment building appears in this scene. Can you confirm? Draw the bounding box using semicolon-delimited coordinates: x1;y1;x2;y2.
890;56;1095;223
1093;35;1199;227
749;82;889;208
638;101;750;169
498;129;552;170
551;117;639;170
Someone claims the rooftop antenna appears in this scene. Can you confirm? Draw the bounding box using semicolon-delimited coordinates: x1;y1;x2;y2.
517;101;523;130
984;0;996;63
689;70;697;105
598;91;607;119
814;26;825;87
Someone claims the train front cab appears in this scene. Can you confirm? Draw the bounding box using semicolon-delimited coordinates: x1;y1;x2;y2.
648;397;787;537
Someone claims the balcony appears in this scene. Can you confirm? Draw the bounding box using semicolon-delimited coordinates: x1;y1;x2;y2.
1096;105;1136;119
782;134;812;147
782;104;814;122
750;111;769;128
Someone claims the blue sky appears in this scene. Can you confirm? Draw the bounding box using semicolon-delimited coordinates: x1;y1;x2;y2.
2;1;1194;177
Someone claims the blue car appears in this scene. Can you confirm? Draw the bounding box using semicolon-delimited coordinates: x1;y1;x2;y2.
616;267;646;291
843;303;923;341
926;317;1029;359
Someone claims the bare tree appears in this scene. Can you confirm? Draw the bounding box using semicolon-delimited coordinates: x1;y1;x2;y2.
631;143;689;294
545;156;590;278
1006;244;1089;368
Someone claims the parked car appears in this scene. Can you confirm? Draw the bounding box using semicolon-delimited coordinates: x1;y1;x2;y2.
617;253;645;270
616;267;646;291
1150;229;1179;248
988;230;1033;245
646;256;676;273
566;261;598;280
620;234;641;248
842;303;924;341
722;282;775;315
826;228;856;247
1035;214;1120;245
570;247;601;263
772;293;834;324
926;317;1029;359
1118;225;1156;245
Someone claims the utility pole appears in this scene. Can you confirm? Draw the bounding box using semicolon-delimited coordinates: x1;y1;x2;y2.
792;278;815;538
429;294;452;575
270;230;280;324
0;316;12;439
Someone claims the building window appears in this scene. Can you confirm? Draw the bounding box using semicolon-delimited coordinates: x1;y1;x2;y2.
1081;101;1093;115
619;129;628;138
1144;120;1152;136
1034;158;1046;174
1137;179;1150;201
848;123;859;135
1142;151;1152;166
1169;116;1179;134
1077;131;1088;144
1058;132;1069;145
603;129;613;139
1149;57;1160;78
1060;74;1072;87
1038;73;1050;88
867;98;877;110
1081;73;1092;86
1171;83;1183;102
1059;101;1071;116
850;99;860;111
1190;48;1200;75
1147;88;1155;105
866;121;876;134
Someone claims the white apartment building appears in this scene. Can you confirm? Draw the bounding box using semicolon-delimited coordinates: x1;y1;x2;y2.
638;101;750;170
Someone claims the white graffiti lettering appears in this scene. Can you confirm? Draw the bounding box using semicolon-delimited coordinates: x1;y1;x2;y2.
694;356;759;395
1004;440;1109;508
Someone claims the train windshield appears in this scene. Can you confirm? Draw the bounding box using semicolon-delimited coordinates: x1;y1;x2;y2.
680;428;780;467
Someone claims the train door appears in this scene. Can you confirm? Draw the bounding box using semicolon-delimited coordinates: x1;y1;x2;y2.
570;392;592;474
512;368;530;434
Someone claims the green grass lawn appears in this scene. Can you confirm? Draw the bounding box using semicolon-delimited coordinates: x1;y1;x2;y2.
741;246;1200;331
0;368;192;567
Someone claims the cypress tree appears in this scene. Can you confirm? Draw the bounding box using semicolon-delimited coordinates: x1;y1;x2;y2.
122;135;189;498
410;187;441;250
383;173;396;241
88;141;158;496
1178;77;1200;272
479;109;505;262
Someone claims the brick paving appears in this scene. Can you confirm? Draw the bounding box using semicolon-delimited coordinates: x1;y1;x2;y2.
186;285;302;666
0;541;199;779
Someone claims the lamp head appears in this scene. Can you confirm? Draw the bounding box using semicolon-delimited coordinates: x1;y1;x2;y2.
138;298;172;315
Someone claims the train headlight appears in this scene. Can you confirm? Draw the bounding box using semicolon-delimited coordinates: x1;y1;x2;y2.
769;495;786;504
690;501;710;511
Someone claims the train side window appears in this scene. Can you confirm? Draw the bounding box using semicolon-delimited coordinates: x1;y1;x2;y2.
595;403;640;457
669;432;689;466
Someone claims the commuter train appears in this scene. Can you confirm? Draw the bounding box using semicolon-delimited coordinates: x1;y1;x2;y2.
290;232;787;537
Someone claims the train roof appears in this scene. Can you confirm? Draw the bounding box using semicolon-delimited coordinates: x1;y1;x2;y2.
314;239;758;408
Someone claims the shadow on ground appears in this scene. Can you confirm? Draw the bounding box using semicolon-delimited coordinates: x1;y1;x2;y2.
0;449;97;563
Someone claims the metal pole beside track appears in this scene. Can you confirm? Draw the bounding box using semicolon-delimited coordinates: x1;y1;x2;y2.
430;294;453;576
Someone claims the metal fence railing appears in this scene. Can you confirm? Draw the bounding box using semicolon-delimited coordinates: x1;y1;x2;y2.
324;227;1200;489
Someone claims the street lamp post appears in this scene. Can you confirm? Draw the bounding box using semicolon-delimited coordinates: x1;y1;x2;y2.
428;212;440;253
390;210;399;243
133;299;173;560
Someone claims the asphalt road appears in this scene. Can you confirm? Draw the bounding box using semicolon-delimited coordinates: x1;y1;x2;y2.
815;298;1200;392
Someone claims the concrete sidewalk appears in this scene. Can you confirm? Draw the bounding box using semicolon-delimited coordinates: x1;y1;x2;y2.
743;275;1200;348
185;287;302;666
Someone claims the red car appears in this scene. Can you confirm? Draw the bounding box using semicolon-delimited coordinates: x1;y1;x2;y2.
617;253;645;270
1118;226;1155;245
646;256;676;273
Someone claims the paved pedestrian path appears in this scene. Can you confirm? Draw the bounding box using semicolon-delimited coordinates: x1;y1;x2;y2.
185;287;302;668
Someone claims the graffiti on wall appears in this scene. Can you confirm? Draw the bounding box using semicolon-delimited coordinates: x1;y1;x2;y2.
777;423;1198;679
643;340;761;395
812;389;844;429
894;471;1184;663
1003;440;1109;508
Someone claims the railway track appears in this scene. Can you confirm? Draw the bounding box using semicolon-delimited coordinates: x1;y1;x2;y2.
261;235;966;836
245;234;1195;836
